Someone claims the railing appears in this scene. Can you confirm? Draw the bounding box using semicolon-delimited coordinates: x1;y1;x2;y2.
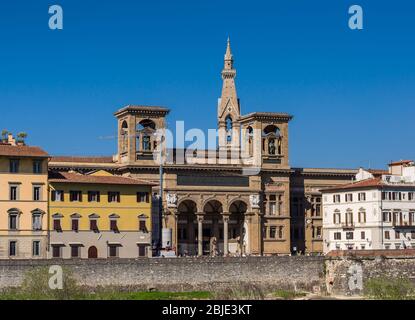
341;223;355;230
393;221;414;228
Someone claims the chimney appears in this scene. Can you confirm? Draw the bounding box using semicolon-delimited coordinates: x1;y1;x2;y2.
7;134;16;146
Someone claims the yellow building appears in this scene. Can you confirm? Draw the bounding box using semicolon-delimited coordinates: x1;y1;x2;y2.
48;170;154;258
0;135;49;259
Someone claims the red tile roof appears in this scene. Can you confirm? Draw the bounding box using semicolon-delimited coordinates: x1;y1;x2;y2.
48;171;156;186
320;178;385;192
368;169;389;176
0;145;49;158
389;160;413;166
51;156;114;164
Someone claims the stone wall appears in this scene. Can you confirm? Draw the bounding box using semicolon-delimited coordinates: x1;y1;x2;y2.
1;256;415;296
0;256;324;292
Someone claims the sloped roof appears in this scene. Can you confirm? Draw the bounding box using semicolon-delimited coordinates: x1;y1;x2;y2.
48;171;156;186
320;178;385;192
51;156;114;164
0;145;49;158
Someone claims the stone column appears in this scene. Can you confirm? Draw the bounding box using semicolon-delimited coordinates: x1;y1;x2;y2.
197;213;204;256
223;213;230;256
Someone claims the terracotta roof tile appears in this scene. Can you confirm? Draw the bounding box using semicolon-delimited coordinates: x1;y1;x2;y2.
51;156;114;164
389;160;413;166
0;145;49;158
320;178;385;192
48;171;156;186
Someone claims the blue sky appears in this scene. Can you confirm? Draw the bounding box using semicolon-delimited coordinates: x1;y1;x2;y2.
0;0;414;169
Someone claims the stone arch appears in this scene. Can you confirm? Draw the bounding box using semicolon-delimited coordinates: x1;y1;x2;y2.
177;197;200;213
228;198;248;213
228;200;248;256
203;199;223;214
177;199;198;256
262;125;282;155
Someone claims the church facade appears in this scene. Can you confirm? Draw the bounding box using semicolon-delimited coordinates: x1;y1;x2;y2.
49;40;357;256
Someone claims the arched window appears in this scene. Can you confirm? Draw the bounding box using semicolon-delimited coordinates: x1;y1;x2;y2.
136;119;156;152
121;121;128;153
262;125;282;155
246;126;254;156
225;115;232;143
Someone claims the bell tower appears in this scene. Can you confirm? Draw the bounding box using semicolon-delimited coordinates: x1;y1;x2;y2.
218;38;241;151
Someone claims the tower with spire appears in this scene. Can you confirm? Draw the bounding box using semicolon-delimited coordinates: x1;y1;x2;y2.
218;37;241;152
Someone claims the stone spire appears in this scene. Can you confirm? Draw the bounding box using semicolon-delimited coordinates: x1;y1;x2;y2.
218;37;241;151
218;37;239;118
224;37;233;68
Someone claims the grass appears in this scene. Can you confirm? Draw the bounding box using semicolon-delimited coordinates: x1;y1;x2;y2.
0;290;213;300
364;277;415;300
90;291;213;300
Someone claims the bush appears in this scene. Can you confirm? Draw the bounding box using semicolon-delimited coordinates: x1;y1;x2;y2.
364;277;415;300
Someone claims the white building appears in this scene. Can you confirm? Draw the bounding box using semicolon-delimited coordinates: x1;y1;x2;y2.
321;160;415;254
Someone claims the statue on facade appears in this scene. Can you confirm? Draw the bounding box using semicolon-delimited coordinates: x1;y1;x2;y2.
268;139;276;155
249;194;260;209
210;237;217;257
142;135;151;151
166;193;177;208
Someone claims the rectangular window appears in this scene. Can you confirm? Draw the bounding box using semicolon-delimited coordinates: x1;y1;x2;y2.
383;211;391;222
346;232;354;240
32;214;42;230
9;214;18;230
90;219;99;232
51;190;64;202
53;219;62;232
345;193;353;202
108;192;120;203
137;192;149;203
334;232;341;240
316;227;321;239
71;219;79;232
385;231;390;240
33;186;41;201
32;241;40;257
10;185;18;201
358;192;366;201
33;160;42;174
395;230;400;239
110;220;118;232
108;245;118;258
52;245;61;258
361;231;365;240
88;191;100;202
69;191;82;202
71;246;79;258
9;241;17;256
9;159;19;173
138;245;146;257
409;193;414;201
333;194;340;203
139;220;147;232
269;202;276;215
269;226;277;239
